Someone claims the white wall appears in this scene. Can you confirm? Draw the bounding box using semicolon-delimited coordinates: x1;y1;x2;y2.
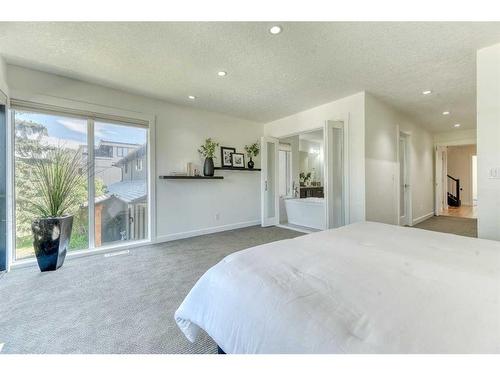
264;92;366;224
447;144;477;206
477;43;500;241
365;94;434;225
0;56;8;98
434;129;477;146
6;65;264;242
401;117;435;223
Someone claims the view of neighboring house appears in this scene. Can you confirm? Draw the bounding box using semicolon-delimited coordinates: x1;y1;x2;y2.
79;140;141;186
93;144;148;246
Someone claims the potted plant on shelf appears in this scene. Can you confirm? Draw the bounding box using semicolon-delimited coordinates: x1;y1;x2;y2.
299;172;311;187
28;146;88;272
244;142;260;169
198;138;219;176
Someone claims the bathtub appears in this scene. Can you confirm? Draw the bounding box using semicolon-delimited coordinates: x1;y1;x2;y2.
284;197;325;230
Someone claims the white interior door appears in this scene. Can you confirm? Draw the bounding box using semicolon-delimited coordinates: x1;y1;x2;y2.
434;146;448;215
399;133;411;225
325;120;348;229
261;136;279;227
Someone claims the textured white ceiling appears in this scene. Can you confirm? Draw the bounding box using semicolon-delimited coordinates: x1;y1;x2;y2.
1;22;500;132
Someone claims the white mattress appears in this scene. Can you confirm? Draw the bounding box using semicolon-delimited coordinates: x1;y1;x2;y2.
175;222;500;353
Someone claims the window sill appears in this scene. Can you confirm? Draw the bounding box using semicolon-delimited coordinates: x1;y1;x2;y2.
10;239;151;270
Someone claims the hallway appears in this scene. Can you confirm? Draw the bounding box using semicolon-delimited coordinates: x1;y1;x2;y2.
441;205;477;219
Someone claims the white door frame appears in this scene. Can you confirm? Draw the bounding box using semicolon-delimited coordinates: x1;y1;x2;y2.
434;145;448;216
433;139;478;216
261;136;280;227
398;131;412;226
471;154;478;206
324;119;350;229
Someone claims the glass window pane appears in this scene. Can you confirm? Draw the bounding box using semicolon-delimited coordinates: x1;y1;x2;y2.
94;122;148;247
14;111;89;260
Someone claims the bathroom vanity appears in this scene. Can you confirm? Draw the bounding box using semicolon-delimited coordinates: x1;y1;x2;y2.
300;186;324;198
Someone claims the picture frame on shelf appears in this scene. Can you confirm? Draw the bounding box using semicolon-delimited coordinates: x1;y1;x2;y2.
231;153;245;168
220;146;236;167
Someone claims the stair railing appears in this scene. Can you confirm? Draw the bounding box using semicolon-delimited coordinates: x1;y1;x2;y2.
447;174;460;204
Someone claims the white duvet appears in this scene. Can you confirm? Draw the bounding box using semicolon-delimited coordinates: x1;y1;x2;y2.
175;222;500;353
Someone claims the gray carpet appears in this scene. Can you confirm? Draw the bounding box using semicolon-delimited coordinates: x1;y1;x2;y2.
413;216;478;238
0;226;302;354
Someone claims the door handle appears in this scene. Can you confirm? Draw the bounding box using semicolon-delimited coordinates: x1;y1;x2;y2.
265;180;268;191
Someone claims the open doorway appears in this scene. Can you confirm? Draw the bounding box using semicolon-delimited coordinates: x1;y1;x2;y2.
261;120;348;233
278;128;326;233
440;144;477;219
422;143;478;238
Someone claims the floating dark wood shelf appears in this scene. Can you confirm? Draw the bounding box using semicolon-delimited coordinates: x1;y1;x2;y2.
159;175;223;180
214;167;261;171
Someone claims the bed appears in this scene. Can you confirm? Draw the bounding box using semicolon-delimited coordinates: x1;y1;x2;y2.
175;221;500;353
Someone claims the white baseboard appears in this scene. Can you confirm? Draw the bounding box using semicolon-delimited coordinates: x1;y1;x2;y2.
276;224;313;234
155;220;261;243
10;221;262;271
411;212;434;226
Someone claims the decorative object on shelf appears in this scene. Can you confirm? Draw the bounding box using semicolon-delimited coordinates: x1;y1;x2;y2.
244;142;260;169
187;162;193;176
299;172;312;187
24;145;89;272
198;138;219;177
204;158;214;176
220;146;236;167
231;153;245;168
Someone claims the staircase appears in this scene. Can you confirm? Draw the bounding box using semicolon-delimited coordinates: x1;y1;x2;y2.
447;175;461;207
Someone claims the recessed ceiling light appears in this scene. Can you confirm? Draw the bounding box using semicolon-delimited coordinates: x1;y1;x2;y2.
269;25;282;35
453;123;461;128
442;111;450;115
188;95;196;100
422;90;432;95
217;71;227;77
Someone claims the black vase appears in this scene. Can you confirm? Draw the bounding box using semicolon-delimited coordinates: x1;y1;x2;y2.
204;157;215;176
32;216;73;272
248;157;254;169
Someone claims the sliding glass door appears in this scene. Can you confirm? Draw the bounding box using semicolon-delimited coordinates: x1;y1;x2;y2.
12;109;149;261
